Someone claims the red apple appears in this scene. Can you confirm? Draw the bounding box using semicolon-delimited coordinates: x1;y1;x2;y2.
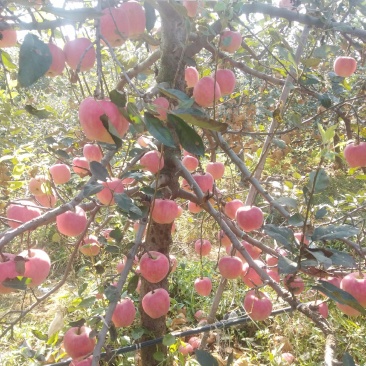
137;135;150;148
0;29;17;48
100;7;129;47
188;336;201;349
218;230;231;247
284;274;305;295
218;256;243;279
17;248;51;287
35;192;57;208
6;200;42;229
140;150;164;174
228;241;262;262
116;255;127;273
72;157;90;178
333;56;357;77
139;251;170;283
78;97;130;144
96;178;124;206
152;97;169;120
188;201;202;214
224;199;244;220
309;300;329;318
183;0;199;17
142;288;170;318
63;38;96;72
278;0;296;10
83;144;103;162
343;142;366;168
265;248;288;266
281;352;295;364
241;260;265;287
194;310;207;321
194;239;211;256
179;344;193;355
235;205;264;232
56;206;87;237
70;356;93;366
213;69;236;96
182;155;199;172
46;43;65;77
220;30;242;53
243;290;272;321
28;175;48;196
192;172;214;193
49;164;71;184
169;255;178;273
206;161;225;180
112;298;136;327
120;1;146;39
185;66;199;87
266;268;280;283
151;199;179;224
63;326;96;360
79;235;101;256
294;232;310;245
194;277;212;296
193;76;221;107
0;253;18;294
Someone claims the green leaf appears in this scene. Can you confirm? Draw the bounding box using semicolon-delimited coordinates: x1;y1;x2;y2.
89;161;109;182
25;105;52;119
127;274;139;293
318;93;332;108
105;245;120;254
312;225;359;241
317;123;337;144
313;45;339;59
263;225;294;250
305;248;332;268
144;112;176;148
79;296;96;308
109;89;127;108
144;1;157;32
1;50;16;69
313;280;366;315
315;207;327;219
278;256;298;275
158;88;191;102
172;108;228;132
18;33;52;87
100;114;123;149
104;285;120;302
68;318;86;328
288;213;304;227
82;182;104;197
308;168;329;193
126;103;145;133
54;149;70;160
168;114;204;156
343;352;356;366
2;277;28;290
162;333;176;347
115;192;143;220
153;351;165;362
31;329;48;341
195;350;219;366
327;249;356;267
274;197;298;209
109;227;123;241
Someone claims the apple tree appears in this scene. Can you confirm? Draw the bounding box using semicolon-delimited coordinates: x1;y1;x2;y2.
1;0;366;365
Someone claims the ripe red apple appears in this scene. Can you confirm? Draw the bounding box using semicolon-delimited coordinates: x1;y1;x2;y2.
83;144;103;162
79;235;101;256
294;232;310;245
179;343;193;355
28;175;48;196
206;161;225;180
142;288;170;318
194;310;207;321
169;255;178;273
100;7;129;47
120;1;146;39
72;157;90;178
278;0;296;10
266;268;280;283
218;230;231;247
218;256;243;279
0;29;17;48
63;38;96;72
228;241;262;262
241;260;265;287
140;150;164;174
112;298;136;327
213;69;236;96
224;199;244;220
188;201;202;214
152;97;169;120
220;30;242;53
56;206;87;237
70;356;93;366
185;66;199;87
78;97;130;144
193;76;221;107
309;300;329;318
343;142;366;168
96;178;124;205
284;274;305;294
116;255;127;273
192;172;214;193
0;253;18;294
151;199;179;224
337;272;366;316
281;352;295;364
265;248;288;266
49;164;71;184
137;135;150;148
194;239;212;256
235;205;264;232
176;205;184;218
194;277;212;296
188;336;201;349
6;200;42;229
63;326;96;360
35;192;57;208
183;0;200;17
333;56;357;77
243;290;273;321
17;248;51;287
139;251;170;283
182;155;199;172
46;43;65;77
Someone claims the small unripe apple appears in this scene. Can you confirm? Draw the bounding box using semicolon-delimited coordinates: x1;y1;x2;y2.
63;326;96;360
206;161;225;180
213;69;236;96
185;66;199;87
142;288;170;318
96;178;124;206
224;199;244;220
0;29;17;48
83;144;103;162
243;290;272;321
72;157;90;178
139;251;170;283
63;38;96;72
220;30;242;53
182;155;199;172
343;142;366;168
194;277;212;296
151;199;179;224
140;150;164;174
56;206;87;237
6;200;42;229
235;205;264;232
112;298;136;327
333;56;357;77
152;97;169;120
193;76;221;108
218;256;243;279
194;239;211;256
49;164;71;184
